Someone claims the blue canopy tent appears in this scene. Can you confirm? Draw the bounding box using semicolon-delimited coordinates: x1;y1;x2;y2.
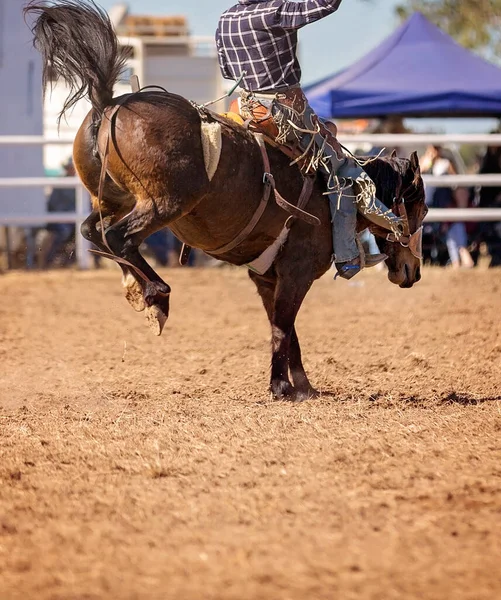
305;13;501;119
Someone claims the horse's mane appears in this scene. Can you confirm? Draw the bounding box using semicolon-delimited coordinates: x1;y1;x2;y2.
364;154;421;205
365;154;408;181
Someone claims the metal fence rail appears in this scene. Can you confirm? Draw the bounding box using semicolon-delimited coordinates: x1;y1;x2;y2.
3;133;501;147
1;135;501;268
337;133;501;147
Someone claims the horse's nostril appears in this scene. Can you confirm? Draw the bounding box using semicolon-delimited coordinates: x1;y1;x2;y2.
416;267;421;282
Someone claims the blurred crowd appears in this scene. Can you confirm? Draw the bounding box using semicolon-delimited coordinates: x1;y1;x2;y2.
0;157;208;270
420;143;501;269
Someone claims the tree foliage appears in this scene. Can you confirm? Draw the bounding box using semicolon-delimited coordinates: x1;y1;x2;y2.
395;0;501;61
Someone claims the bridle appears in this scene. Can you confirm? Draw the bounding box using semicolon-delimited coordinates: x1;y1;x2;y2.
369;180;424;260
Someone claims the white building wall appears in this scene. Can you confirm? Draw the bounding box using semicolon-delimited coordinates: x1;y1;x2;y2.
144;54;225;107
44;36;226;170
44;90;91;173
0;0;45;216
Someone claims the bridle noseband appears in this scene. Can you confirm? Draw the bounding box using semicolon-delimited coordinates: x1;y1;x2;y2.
370;181;424;260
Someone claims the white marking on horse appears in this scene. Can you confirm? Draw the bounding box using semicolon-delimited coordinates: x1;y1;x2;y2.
122;272;145;312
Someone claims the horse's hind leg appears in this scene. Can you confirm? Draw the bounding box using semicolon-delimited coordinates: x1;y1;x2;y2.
103;204;173;335
80;197;146;312
248;272;291;397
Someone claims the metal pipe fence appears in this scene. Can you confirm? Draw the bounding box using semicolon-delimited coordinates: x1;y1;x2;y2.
337;133;501;147
1;135;501;268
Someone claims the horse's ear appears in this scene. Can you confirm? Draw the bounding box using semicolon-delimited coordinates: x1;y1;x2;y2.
409;150;421;174
390;149;397;158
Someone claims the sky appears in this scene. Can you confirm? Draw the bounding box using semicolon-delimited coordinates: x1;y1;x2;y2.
98;0;403;85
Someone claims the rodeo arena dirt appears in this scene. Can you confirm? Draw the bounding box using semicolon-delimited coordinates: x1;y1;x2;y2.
1;266;501;599
2;1;501;599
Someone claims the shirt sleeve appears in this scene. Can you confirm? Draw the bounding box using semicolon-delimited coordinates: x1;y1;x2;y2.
215;29;232;80
276;0;343;31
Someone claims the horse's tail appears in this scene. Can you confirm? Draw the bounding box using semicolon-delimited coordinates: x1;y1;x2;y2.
25;0;128;123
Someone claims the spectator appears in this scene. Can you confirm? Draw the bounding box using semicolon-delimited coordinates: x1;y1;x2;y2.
421;145;474;269
143;230;171;267
359;229;385;272
476;145;501;267
39;157;76;268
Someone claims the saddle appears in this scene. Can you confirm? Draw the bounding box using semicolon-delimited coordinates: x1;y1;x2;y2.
223;98;305;166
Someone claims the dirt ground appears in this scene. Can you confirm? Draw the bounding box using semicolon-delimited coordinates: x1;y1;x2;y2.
0;265;500;600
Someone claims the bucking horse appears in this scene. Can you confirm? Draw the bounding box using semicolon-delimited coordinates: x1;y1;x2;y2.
25;0;427;401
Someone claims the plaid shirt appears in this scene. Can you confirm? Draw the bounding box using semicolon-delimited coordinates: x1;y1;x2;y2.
216;0;343;92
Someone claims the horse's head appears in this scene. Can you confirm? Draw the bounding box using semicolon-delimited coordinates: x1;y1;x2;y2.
363;151;427;288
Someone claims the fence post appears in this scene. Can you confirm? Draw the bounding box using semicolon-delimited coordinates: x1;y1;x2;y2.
75;185;91;269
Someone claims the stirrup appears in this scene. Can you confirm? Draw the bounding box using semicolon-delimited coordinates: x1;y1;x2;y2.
334;264;361;280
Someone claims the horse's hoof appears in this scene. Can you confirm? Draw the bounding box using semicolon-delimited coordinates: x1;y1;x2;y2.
293;387;320;402
123;273;146;312
271;380;295;400
145;304;167;336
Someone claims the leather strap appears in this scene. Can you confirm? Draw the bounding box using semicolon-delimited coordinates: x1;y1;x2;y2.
369;196;423;260
274;178;318;226
91;103;161;283
207;133;274;255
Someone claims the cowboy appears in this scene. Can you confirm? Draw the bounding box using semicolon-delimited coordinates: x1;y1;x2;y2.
216;0;405;279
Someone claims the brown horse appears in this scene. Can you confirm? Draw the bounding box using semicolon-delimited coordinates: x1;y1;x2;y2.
26;0;427;400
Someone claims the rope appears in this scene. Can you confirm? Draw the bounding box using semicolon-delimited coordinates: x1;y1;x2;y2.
202;72;247;108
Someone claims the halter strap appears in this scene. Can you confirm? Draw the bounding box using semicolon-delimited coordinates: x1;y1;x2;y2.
369;179;424;260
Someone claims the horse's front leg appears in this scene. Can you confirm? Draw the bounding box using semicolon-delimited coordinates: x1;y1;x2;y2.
289;326;319;400
249;270;311;400
104;206;172;335
249;271;292;398
270;283;309;399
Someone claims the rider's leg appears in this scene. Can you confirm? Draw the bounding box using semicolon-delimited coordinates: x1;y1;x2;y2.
337;160;405;237
300;103;405;238
328;190;360;279
265;89;392;279
328;188;387;280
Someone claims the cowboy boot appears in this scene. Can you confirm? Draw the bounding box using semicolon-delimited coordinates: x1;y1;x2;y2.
335;252;388;279
329;191;388;280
